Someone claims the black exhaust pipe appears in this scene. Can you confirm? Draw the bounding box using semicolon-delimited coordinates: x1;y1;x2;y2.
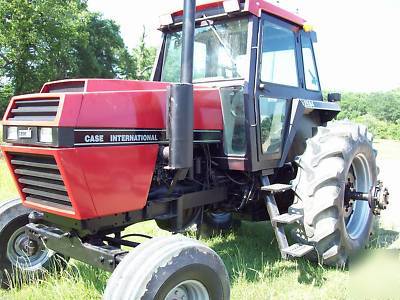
167;0;196;170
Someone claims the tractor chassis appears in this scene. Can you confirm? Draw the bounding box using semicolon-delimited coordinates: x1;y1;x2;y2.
25;187;227;272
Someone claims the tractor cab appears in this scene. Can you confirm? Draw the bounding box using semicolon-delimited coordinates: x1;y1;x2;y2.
153;0;327;172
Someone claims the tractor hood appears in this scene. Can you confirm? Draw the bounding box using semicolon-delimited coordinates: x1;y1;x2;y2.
2;78;223;138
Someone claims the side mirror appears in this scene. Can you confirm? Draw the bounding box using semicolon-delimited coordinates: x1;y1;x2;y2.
328;93;341;102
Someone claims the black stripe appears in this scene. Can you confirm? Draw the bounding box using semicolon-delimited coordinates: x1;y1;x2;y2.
73;129;222;146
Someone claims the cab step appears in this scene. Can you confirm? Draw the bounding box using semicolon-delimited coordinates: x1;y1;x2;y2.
261;177;310;260
282;243;314;258
272;213;302;224
261;183;292;194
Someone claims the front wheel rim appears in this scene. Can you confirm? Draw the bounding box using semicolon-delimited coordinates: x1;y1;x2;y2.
345;153;373;240
164;280;210;300
6;226;53;271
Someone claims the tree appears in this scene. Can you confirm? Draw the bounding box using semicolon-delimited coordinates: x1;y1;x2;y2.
0;0;88;94
75;12;136;79
0;0;137;97
0;82;13;116
133;27;156;80
0;1;162;116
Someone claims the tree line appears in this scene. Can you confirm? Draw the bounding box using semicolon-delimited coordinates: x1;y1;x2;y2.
336;89;400;140
0;0;155;113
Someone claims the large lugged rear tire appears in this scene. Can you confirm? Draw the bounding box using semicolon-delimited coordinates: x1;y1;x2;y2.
290;121;377;266
0;199;68;287
104;235;230;300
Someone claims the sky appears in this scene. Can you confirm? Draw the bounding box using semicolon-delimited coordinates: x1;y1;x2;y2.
87;0;400;92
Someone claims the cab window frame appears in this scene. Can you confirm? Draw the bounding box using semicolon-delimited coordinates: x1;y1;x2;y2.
300;31;322;92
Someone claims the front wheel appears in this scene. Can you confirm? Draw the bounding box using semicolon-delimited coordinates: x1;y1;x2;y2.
290;121;377;266
104;235;230;300
0;199;68;287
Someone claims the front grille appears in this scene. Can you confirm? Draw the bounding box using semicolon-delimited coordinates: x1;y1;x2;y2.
8;99;60;121
10;153;73;211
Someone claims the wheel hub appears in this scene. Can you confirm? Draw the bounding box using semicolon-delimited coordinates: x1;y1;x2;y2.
165;280;210;300
6;227;52;271
17;235;34;255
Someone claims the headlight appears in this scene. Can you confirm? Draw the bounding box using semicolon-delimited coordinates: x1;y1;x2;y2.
7;126;18;140
39;127;53;143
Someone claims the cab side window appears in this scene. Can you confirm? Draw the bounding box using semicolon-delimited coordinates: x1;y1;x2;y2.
301;34;320;91
260;21;298;87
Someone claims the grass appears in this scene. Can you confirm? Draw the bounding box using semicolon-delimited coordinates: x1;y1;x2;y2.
0;220;351;300
0;140;399;299
0;160;17;200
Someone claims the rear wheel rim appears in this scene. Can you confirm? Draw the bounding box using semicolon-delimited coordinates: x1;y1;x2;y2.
6;226;53;271
345;153;373;240
164;280;210;300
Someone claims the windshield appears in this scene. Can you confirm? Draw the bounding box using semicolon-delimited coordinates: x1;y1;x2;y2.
161;18;249;83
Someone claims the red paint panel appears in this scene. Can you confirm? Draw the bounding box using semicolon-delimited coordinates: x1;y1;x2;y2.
58;94;83;127
245;0;305;25
1;145;160;219
77;91;166;129
55;149;97;218
75;145;158;217
76;88;223;130
0;146;95;219
173;1;224;16
193;89;223;130
172;0;306;26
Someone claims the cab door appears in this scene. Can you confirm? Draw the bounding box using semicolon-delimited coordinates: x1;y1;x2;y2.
254;14;304;169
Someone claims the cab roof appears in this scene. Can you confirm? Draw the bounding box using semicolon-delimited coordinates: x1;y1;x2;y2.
171;0;306;26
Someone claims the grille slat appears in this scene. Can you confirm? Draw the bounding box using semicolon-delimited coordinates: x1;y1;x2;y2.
11;106;58;115
11;156;59;170
8;99;59;121
22;187;70;203
14;168;62;181
14;100;59;106
10;153;73;210
8;115;56;121
18;176;66;192
26;196;74;212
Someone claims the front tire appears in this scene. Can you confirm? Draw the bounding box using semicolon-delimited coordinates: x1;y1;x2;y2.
104;235;230;300
290;121;377;266
0;199;67;287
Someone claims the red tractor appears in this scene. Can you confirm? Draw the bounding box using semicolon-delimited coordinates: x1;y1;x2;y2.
0;0;389;298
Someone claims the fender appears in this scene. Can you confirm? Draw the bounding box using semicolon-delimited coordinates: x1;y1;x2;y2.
280;99;341;166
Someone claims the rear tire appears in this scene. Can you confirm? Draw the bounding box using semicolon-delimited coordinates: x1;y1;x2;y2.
155;208;201;232
0;199;68;287
104;235;230;300
290;121;377;266
200;211;241;236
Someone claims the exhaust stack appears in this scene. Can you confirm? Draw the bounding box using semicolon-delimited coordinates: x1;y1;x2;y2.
167;0;196;170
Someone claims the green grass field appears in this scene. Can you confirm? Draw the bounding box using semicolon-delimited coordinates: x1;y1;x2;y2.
0;141;399;299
